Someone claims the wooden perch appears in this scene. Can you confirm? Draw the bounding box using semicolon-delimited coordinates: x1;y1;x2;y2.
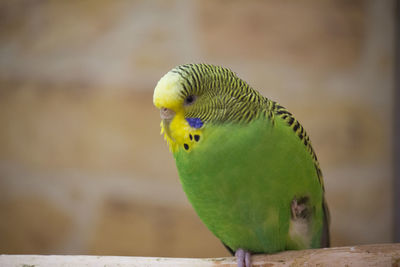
1;243;399;267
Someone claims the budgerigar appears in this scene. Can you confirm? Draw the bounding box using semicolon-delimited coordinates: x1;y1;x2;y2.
153;64;329;267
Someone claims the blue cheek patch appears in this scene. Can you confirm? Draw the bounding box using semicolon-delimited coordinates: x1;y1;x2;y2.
186;118;203;129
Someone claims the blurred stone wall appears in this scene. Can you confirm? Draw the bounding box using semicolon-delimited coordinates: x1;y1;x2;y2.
0;0;395;257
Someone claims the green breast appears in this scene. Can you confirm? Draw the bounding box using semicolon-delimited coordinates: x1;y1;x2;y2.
174;116;324;253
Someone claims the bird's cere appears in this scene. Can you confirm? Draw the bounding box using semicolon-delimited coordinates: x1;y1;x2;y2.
153;70;182;110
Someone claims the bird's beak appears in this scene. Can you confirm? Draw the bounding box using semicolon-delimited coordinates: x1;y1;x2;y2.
160;107;175;141
160;107;175;121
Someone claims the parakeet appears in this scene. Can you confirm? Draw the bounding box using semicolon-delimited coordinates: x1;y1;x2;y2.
153;64;329;267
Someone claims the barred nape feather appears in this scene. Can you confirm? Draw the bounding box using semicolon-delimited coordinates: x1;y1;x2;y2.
172;64;267;124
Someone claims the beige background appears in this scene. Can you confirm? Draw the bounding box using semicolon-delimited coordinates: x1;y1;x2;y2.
0;0;395;257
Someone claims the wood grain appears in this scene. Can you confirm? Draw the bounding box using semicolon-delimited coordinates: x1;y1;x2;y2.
1;243;399;267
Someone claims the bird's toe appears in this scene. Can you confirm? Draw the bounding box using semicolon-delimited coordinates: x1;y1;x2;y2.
235;248;252;267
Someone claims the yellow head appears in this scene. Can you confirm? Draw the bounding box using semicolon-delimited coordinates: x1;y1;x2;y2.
153;69;201;153
153;71;184;112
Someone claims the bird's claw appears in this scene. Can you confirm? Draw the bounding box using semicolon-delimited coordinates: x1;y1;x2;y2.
235;248;251;267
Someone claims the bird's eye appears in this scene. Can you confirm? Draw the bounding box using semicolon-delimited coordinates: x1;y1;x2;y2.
184;95;196;105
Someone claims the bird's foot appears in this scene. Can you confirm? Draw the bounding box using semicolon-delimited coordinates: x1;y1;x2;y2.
235;248;251;267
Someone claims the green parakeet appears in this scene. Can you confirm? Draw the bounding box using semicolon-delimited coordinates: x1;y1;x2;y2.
153;64;329;267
